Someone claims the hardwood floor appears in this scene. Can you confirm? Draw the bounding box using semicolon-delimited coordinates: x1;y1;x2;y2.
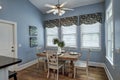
10;62;108;80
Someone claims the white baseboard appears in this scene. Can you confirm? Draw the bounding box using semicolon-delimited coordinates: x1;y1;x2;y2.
103;63;113;80
88;62;113;80
16;59;38;71
16;59;113;80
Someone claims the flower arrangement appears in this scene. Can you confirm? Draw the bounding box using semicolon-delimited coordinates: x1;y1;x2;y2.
53;38;65;48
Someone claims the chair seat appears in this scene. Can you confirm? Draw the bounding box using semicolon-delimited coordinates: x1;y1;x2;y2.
74;60;87;68
49;62;64;69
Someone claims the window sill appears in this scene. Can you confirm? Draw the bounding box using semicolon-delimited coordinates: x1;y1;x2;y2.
106;56;114;66
81;47;101;51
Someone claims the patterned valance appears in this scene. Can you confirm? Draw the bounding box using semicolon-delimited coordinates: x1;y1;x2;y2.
44;19;59;28
60;16;78;26
80;13;102;25
44;16;78;28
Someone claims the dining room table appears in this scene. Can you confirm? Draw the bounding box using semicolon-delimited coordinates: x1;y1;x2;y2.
36;51;81;78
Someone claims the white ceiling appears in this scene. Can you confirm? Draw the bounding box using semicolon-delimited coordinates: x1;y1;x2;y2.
29;0;104;14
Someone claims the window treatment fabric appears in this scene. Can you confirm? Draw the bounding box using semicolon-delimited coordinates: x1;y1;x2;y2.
44;19;59;28
80;13;102;25
44;13;102;27
44;16;78;28
60;16;78;26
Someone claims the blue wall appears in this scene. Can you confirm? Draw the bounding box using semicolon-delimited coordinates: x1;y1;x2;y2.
0;0;44;65
105;0;120;80
44;3;105;63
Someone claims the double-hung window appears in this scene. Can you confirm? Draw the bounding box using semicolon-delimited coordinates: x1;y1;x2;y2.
61;25;77;47
81;22;101;48
46;27;58;47
106;2;114;65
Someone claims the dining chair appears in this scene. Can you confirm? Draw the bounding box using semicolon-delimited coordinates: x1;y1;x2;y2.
36;53;47;71
46;50;64;80
74;49;91;79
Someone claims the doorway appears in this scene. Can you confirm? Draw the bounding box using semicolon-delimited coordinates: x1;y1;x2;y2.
0;19;18;71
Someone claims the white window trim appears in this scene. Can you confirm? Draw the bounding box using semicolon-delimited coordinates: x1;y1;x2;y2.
105;0;114;66
106;56;114;66
80;23;101;49
61;25;77;48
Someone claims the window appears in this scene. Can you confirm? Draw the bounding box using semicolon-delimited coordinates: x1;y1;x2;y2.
81;22;101;48
106;2;114;65
46;27;58;47
61;25;77;47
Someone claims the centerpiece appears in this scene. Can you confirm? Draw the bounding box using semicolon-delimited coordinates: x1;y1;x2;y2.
53;38;65;53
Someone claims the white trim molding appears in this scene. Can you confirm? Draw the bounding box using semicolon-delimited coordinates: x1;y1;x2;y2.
0;19;18;71
0;19;18;58
88;62;113;80
103;63;113;80
16;59;113;80
16;59;38;71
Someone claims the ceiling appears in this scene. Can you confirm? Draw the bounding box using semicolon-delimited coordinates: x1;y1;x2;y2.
29;0;104;14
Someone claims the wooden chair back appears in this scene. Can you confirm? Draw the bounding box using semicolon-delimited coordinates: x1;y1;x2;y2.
46;50;58;66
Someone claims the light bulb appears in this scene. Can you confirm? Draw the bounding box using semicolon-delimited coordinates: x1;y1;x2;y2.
59;12;62;16
61;10;65;14
54;9;58;13
58;10;65;16
0;5;2;9
53;11;56;15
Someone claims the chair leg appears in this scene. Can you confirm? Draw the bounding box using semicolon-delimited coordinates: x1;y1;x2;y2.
74;67;76;78
47;68;50;78
14;75;17;80
62;66;64;75
56;69;59;80
44;60;46;71
86;67;88;80
37;57;40;69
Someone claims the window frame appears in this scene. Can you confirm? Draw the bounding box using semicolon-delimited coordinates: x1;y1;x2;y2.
61;25;77;48
45;27;59;47
80;23;101;49
105;1;114;65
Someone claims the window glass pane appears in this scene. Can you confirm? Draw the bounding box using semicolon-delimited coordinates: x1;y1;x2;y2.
46;27;58;46
107;22;112;40
108;8;112;18
82;34;99;48
62;25;77;47
62;25;76;34
46;27;58;35
106;2;114;65
63;35;76;47
81;22;100;48
47;36;58;46
81;22;100;34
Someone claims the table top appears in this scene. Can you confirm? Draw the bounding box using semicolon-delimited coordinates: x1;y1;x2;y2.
36;52;81;61
0;56;22;69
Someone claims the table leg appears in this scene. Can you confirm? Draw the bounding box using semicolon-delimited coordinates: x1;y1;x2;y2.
68;61;74;78
44;58;47;72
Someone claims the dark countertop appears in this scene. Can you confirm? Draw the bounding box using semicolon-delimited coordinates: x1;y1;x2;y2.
0;56;22;69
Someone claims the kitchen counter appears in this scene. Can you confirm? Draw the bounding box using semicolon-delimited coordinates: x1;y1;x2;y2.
0;56;21;69
0;56;22;80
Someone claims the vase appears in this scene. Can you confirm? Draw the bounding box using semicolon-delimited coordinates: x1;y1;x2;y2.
57;47;61;54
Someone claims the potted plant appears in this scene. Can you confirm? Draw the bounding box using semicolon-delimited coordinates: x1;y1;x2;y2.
53;38;65;53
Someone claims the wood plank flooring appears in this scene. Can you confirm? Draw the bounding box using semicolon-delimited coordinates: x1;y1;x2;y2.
10;62;108;80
